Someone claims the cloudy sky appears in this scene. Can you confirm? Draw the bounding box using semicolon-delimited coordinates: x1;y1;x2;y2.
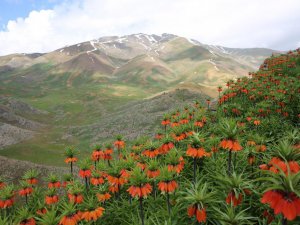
0;0;299;56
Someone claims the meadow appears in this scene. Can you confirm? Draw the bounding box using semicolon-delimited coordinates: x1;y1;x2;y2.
0;49;299;224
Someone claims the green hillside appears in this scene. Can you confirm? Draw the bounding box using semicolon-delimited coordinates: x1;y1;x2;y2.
0;48;299;225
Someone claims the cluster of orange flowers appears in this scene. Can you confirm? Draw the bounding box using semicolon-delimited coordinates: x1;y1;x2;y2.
127;183;152;198
65;157;78;164
187;205;207;223
157;180;178;193
226;191;243;206
68;193;84;204
259;157;300;174
59;213;81;225
220;139;243;151
81;207;105;222
19;187;33;196
261;191;300;221
0;198;14;209
20;218;36;225
186;146;211;158
79;169;92;178
45;195;59;205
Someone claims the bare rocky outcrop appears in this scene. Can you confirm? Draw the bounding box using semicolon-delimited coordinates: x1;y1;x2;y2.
70;89;206;144
0;123;35;148
0;97;48;115
0;105;43;130
0;155;68;183
0;97;49;149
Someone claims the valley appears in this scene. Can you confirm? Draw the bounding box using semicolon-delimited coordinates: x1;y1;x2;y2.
0;33;277;166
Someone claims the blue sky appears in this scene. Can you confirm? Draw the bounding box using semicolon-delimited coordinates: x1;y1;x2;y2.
0;0;58;28
0;0;299;55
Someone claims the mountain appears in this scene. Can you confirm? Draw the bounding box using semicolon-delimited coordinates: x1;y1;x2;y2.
0;33;279;165
0;33;278;88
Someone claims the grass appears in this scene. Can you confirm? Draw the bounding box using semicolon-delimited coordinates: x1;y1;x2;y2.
0;61;208;165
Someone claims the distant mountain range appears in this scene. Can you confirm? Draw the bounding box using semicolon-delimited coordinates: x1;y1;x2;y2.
0;33;278;88
0;33;279;165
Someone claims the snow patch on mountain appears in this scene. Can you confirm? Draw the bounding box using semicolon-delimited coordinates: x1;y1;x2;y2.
87;40;98;54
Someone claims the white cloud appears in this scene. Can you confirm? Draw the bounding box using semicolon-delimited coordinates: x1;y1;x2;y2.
0;0;300;55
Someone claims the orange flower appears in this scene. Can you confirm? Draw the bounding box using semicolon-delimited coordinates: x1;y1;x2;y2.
187;205;207;223
92;150;103;161
256;145;267;152
81;207;105;222
19;187;33;196
158;180;178;193
68;194;83;204
220;139;242;151
226;191;243;206
20;218;36;225
260;190;300;221
26;178;38;185
90;177;105;186
194;121;204;127
259;164;269;170
171;133;186;142
48;181;61;189
247;140;256;146
171;122;180;127
186;146;210;158
108;185;119;193
168;163;184;174
253;120;261;125
0;199;14;209
142;149;159;158
65;157;78;164
187;205;196;217
36;208;47;215
45;195;59;205
107;175;127;186
248;155;255;165
146;170;160;178
96;193;111;202
289;161;300;173
127;183;152;198
114;140;125;149
79;170;91;178
179;119;189;124
137;162;147;170
59;214;81;225
161;119;170;126
159;142;174;155
211;146;218;153
155;133;164;139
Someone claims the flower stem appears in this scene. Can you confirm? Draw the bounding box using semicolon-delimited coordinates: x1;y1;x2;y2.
193;158;197;184
228;150;232;175
85;177;89;190
139;197;145;225
233;152;237;171
153;181;156;199
282;218;287;225
166;192;171;216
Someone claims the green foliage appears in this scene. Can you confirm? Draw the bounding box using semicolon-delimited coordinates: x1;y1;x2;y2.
0;49;300;224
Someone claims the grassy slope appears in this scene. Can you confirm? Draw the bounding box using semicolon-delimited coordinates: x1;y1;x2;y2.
0;62;209;166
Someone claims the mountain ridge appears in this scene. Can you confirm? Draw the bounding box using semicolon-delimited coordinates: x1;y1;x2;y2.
0;33;281;165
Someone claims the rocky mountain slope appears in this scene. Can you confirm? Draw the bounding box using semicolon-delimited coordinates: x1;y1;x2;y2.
0;33;279;165
0;33;277;88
